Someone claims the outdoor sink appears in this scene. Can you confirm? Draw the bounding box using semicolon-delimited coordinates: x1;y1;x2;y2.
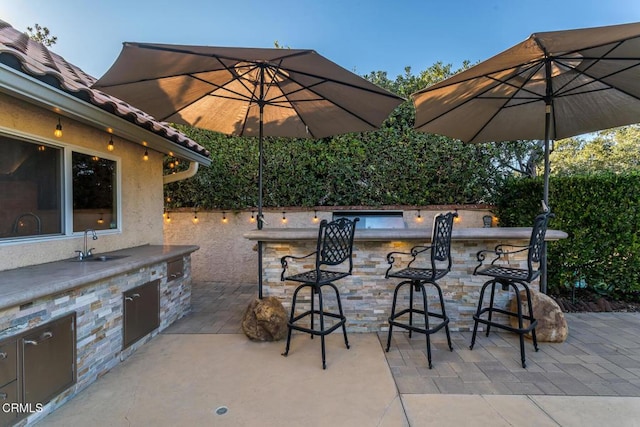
69;255;129;262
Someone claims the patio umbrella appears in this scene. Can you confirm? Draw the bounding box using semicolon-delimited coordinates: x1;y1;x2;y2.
93;43;404;297
412;21;640;207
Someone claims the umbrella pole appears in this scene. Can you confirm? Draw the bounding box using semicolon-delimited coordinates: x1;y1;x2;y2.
540;98;552;294
257;67;265;299
258;104;264;299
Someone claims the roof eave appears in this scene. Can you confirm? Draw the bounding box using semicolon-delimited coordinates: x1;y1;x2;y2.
0;63;212;166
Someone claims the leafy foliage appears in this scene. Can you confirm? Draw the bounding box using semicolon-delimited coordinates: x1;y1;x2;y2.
495;172;640;297
25;23;57;46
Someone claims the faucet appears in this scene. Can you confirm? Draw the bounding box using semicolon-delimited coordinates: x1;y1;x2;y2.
76;229;98;260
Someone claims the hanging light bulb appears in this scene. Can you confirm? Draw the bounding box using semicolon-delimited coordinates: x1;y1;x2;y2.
107;136;115;151
416;209;423;222
143;148;149;161
222;212;227;223
250;211;256;223
192;210;199;224
97;213;104;225
282;212;287;224
313;210;319;223
54;118;63;138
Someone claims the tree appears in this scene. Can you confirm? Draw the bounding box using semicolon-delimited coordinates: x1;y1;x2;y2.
551;125;640;175
25;24;57;46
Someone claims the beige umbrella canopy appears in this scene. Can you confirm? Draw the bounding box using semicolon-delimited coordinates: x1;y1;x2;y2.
412;22;640;206
93;43;404;297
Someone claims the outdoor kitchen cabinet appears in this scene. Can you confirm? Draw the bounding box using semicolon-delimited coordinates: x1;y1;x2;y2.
166;258;184;282
0;339;18;426
123;280;160;349
22;313;76;407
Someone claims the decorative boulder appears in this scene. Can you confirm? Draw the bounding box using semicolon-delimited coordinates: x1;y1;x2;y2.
509;289;569;342
242;296;288;341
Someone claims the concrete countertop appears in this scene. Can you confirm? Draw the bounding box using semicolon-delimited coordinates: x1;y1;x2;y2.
0;244;199;311
244;227;568;242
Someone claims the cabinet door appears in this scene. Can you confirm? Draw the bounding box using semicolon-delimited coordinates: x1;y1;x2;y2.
123;280;160;349
22;314;75;406
0;340;17;387
0;380;18;426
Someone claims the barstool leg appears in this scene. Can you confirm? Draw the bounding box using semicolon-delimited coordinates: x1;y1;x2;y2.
486;281;498;337
386;281;404;352
310;286;316;339
524;285;539;352
283;284;303;356
418;283;434;369
470;280;489;350
434;282;453;351
328;283;350;349
318;287;326;369
408;281;415;338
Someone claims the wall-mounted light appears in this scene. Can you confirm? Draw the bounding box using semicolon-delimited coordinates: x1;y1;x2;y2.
313;210;319;223
192;210;199;224
107;135;115;151
97;213;104;225
282;212;287;224
454;209;461;223
222;212;228;223
143;148;149;161
54;118;63;138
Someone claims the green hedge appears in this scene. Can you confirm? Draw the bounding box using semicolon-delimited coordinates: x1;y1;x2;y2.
495;172;640;297
165;126;503;209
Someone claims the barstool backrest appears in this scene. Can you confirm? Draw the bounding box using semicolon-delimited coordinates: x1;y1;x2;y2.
430;212;457;271
527;211;553;272
316;217;359;272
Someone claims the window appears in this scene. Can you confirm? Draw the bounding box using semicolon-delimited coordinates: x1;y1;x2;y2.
72;152;117;231
0;136;62;239
0;133;120;241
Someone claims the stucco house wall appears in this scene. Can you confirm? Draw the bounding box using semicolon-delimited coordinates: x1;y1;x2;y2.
0;93;164;271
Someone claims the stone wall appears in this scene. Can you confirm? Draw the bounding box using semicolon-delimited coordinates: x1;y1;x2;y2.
0;255;191;425
262;238;536;332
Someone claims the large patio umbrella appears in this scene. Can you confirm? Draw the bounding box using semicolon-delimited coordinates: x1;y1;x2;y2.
412;22;640;207
93;43;403;297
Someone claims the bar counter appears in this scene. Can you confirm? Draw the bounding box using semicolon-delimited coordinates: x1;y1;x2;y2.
245;227;567;332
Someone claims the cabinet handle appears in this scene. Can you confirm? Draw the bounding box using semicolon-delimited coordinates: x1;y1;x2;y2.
24;331;54;346
170;273;182;278
132;293;141;298
0;392;7;399
125;296;133;302
0;352;6;359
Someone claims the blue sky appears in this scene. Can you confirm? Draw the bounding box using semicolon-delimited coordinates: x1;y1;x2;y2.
1;0;639;80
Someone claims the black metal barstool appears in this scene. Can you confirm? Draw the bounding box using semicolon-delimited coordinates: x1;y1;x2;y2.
470;211;553;368
384;212;456;368
280;217;358;369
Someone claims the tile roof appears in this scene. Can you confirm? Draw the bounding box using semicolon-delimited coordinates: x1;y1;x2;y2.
0;20;210;158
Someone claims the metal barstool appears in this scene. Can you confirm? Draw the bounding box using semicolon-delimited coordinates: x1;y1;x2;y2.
384;212;456;368
470;211;553;368
280;217;358;369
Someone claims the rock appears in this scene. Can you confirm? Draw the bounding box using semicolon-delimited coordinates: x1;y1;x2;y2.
596;297;613;312
242;296;288;341
509;289;569;342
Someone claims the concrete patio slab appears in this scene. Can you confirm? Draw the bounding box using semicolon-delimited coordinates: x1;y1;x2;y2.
38;333;406;426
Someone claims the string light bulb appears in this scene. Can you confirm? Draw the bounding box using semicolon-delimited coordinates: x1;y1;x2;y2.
222;212;227;223
313;210;319;223
54;118;63;138
282;212;287;224
250;211;256;223
97;213;104;225
107;136;115;151
416;209;423;222
143;148;149;161
192;210;199;224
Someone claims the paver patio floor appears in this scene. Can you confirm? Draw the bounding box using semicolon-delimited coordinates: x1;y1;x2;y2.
164;282;640;398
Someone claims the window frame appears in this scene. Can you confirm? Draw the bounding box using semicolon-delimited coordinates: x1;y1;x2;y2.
0;128;122;245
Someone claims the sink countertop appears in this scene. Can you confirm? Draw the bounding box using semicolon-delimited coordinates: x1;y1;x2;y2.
0;244;199;311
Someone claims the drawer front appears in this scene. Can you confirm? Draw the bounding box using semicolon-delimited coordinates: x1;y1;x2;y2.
167;258;184;281
0;380;18;425
0;340;17;387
